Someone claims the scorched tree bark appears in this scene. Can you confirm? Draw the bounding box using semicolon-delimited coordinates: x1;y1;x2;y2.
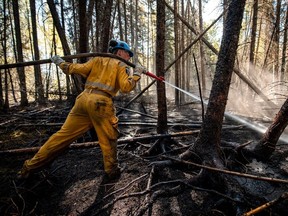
156;0;168;134
180;0;246;169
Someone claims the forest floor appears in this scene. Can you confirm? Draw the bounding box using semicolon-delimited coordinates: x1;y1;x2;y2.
0;95;288;216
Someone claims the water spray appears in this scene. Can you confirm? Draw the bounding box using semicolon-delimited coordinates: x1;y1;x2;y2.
143;71;288;144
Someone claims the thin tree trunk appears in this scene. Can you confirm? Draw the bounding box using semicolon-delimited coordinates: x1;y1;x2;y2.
86;0;95;36
198;0;206;93
134;0;139;63
180;0;185;104
280;4;288;81
174;0;180;106
30;0;45;104
12;0;28;106
95;1;101;51
0;0;8;110
53;26;62;101
156;0;168;134
123;0;128;42
117;0;123;40
249;0;258;65
78;0;88;62
273;0;281;80
7;4;17;103
100;0;113;52
72;0;78;52
184;4;190;93
255;15;262;63
77;0;88;91
130;0;134;49
262;1;276;74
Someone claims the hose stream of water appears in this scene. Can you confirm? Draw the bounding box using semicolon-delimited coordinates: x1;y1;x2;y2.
163;80;288;144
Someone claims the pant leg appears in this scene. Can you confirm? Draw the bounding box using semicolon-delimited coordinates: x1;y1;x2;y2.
93;117;119;174
24;93;92;172
86;93;119;174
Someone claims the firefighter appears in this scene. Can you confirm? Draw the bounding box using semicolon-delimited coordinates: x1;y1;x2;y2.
17;40;146;181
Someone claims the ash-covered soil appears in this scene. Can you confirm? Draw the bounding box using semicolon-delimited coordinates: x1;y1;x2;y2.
0;97;288;216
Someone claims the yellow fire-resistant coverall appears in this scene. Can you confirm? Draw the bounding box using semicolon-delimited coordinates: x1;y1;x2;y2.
21;57;140;176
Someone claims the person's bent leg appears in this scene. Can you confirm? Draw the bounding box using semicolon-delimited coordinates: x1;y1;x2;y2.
19;94;92;178
87;94;120;179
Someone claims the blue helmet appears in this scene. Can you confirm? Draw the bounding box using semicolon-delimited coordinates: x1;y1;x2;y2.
109;39;134;57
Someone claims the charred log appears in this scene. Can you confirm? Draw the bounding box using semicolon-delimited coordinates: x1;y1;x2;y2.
252;98;288;160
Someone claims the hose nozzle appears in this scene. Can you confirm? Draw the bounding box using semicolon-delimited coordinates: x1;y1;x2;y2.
143;71;165;82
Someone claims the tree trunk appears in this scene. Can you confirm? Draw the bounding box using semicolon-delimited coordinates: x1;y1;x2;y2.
77;0;88;91
95;1;104;51
47;0;82;96
30;0;45;105
198;0;206;93
0;0;8;111
262;1;275;73
12;0;28;106
78;0;88;62
280;4;288;81
47;0;70;56
52;26;62;101
181;0;246;166
174;0;180;106
249;0;258;65
7;3;18;104
130;0;134;50
180;0;185;104
273;0;281;80
253;98;288;160
156;0;168;134
86;0;95;38
60;0;72;97
117;0;123;40
123;0;128;42
100;0;113;52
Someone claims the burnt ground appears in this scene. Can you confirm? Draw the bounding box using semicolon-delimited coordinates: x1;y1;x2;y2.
0;96;288;216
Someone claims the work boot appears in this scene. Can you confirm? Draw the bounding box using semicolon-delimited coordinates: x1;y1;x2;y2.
108;166;121;180
16;166;31;180
102;165;124;183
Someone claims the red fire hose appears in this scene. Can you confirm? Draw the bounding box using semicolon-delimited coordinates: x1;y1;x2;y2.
143;71;165;82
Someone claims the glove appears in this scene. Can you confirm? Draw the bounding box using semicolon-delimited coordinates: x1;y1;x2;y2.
51;55;65;66
133;65;147;77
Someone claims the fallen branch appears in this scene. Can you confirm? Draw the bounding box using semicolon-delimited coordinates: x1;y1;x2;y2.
162;156;288;184
243;192;288;216
115;106;158;120
142;165;155;215
0;130;200;155
13;122;241;129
